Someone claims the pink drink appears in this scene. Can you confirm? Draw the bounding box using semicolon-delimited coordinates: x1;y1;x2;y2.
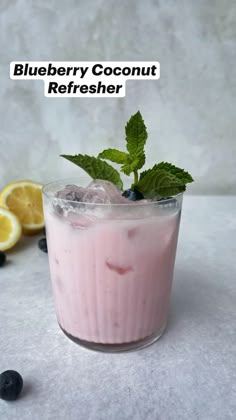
43;180;182;351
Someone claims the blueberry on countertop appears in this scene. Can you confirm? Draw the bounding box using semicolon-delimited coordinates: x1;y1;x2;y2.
122;189;144;201
0;370;23;401
0;252;6;267
38;237;48;253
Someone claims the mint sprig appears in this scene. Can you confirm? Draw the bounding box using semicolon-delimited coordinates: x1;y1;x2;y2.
61;112;194;198
98;111;146;184
60;154;123;190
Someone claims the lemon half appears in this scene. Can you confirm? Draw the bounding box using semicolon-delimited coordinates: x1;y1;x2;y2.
0;180;44;235
0;207;22;251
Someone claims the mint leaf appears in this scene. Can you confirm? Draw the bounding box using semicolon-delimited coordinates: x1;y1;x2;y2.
136;168;186;197
152;162;194;184
121;154;146;176
61;154;123;190
98;112;147;183
121;159;140;176
98;149;129;164
125;111;147;168
138;162;193;196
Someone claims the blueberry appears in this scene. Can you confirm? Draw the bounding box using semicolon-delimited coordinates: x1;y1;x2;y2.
0;251;6;267
122;189;144;201
0;370;23;401
38;237;48;253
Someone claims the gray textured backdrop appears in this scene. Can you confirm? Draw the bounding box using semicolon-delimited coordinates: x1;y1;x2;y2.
0;0;235;194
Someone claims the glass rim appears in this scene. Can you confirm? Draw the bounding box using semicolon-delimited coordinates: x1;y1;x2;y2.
42;177;184;207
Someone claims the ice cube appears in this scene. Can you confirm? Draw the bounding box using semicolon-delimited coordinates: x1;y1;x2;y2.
53;180;136;224
55;184;83;202
87;180;130;204
88;179;121;194
55;183;110;204
83;189;111;204
55;180;133;205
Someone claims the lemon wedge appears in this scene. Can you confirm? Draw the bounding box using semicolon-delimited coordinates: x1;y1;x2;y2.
0;207;22;251
0;180;44;235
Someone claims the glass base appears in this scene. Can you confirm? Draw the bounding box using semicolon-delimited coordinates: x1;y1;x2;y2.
59;323;166;353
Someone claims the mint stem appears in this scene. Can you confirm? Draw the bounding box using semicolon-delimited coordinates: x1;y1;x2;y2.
133;169;139;186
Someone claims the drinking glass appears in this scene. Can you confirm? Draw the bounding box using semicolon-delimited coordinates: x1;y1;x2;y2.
43;178;183;352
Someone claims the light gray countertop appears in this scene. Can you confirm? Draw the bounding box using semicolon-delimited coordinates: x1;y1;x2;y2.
0;196;235;420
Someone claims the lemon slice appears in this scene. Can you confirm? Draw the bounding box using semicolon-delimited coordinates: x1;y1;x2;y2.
0;180;44;235
0;207;22;251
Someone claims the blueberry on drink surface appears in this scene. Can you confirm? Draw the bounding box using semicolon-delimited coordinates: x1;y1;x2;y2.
0;251;6;267
38;237;48;253
122;189;144;201
0;370;23;401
